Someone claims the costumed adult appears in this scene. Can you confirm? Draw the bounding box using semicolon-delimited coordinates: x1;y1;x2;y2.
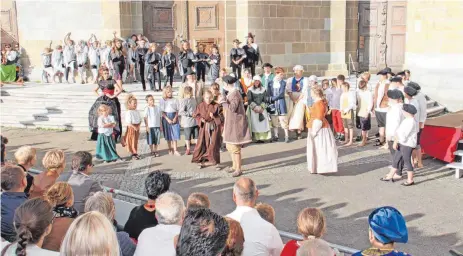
373;68;392;147
178;40;196;82
220;75;252;177
229;39;247;79
306;87;338;174
109;37;126;91
260;63;274;90
286;65;309;140
353;206;409;256
242;33;262;77
246;76;271;142
0;44;20;84
89;67;122;142
192;90;222;169
178;70;204;104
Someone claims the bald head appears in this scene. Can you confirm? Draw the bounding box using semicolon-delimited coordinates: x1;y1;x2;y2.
233;177;258;206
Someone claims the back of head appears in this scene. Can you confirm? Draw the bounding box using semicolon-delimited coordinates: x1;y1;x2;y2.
145;170;171;200
60;211;120;256
1;165;25;191
14;198;54;256
221;217;245;256
176;208;229;256
233;177;257;205
14;146;36;165
296;238;334;256
42;149;65;172
336;74;345;82
71;151;92;172
187;192;211;210
84;191;115;221
155;192;185;225
297;208;326;238
44;182;74;208
255;203;275;224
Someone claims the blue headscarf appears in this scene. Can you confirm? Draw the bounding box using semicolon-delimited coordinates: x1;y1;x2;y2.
369;206;408;244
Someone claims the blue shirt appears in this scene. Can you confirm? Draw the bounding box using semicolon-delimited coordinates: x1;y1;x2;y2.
1;192;28;242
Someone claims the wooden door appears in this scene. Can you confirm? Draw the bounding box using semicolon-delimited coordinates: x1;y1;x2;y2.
1;0;19;45
142;1;175;45
386;1;407;71
358;1;383;72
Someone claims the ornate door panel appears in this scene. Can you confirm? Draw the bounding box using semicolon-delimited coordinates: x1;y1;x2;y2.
142;1;175;44
386;1;406;71
1;0;19;45
358;1;382;72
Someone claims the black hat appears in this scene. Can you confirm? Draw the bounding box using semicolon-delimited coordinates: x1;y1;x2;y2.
407;81;421;91
403;104;417;115
262;63;273;68
222;75;238;84
390;76;403;83
185;70;196;76
377;69;388;75
387;89;403;100
396;71;406;77
404;86;418;97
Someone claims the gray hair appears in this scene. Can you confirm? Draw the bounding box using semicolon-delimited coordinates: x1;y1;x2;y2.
155;192;185;225
84;192;115;221
233;179;257;202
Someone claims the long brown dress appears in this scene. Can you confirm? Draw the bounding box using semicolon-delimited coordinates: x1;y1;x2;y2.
222;89;252;145
192;101;222;164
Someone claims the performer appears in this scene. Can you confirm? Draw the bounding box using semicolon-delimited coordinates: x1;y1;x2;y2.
208;44;221;82
192;90;222;169
160;86;181;156
407;82;426;168
229;39;246;79
239;68;253;98
63;32;77;83
260;63;274;90
330;76;344;141
51;45;64;83
134;39;148;91
95;104;123;163
178;40;195;82
267;67;290;143
162;43;177;88
124;94;142;160
220;75;252;177
389;77;405;98
306;87;338;174
145;43;162;91
87;34;100;84
246;76;272;142
373;68;391;146
194;44;209;83
178;70;204;104
110;38;127;91
340;82;357;146
89;67;122;142
356;80;373;146
242;33;262;77
403;85;422;169
286;65;308;140
76;40;88;84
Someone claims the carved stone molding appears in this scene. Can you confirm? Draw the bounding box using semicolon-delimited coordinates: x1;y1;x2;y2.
1;10;12;32
195;5;218;30
379;1;388;65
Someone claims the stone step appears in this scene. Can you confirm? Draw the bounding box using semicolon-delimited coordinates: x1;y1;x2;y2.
426;105;446;117
1;119;89;131
426;100;436;108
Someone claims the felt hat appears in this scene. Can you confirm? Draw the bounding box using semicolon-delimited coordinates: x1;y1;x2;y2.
308;75;318;82
403;104;417;115
407;81;421;91
262;63;273;68
369;206;409;244
233;39;242;44
245;32;255;39
396;71;406;77
293;65;304;72
223;75;238;85
377;69;388;75
390;76;403;83
404;86;418;97
387;89;403;100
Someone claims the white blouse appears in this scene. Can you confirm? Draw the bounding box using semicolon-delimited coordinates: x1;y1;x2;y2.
98;115;115;136
385;103;404;141
160;98;179;113
125;110;142;125
396;117;418;148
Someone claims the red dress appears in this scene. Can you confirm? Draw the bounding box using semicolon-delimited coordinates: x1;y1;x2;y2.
280;240;299;256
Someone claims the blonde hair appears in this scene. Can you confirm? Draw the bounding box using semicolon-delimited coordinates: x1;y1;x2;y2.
42;149;65;172
183;86;193;98
162;86;173;99
60;211;120;256
361;71;371;81
187;192;210;210
98;104;112;115
44;182;74;207
297;208;326;238
311;87;324;100
14;145;36;165
125;94;138;110
255;203;276;224
84;192;115;221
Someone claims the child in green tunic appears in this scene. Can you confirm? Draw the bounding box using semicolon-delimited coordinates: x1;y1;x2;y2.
96;104;123;163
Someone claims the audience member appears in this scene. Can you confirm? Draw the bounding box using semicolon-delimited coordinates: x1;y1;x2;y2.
14;145;36;195
221;217;245;256
135;192;185;256
281;208;328;256
58;151;102;213
60;211;121;256
227;177;283;256
255;202;275;225
84;191;136;256
124;170;171;239
296;238;335;256
29;149;65;198
42;182;78;252
0;198;58;255
176;208;229;256
186;192;210;210
1;165;28;242
352;206;409;256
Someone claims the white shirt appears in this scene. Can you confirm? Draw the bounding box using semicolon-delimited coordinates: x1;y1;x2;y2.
144;106;161;128
385;103;404;141
405;98;421;127
356;90;373;118
340;91;357;113
98;115;115;136
396;117;418;148
416;92;427;125
0;242;59;256
160;98;179;113
227;206;283;256
135;224;181;256
324;88;333;107
125;110;142;125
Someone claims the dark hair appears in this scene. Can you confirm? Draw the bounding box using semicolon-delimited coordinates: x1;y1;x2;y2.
404;69;411;76
1;165;25;191
145;171;171;200
183;86;193;96
337;74;345;82
342;81;350;90
71;151;93;172
14;198;54;256
145;94;154;101
176;208;229;256
358;80;367;90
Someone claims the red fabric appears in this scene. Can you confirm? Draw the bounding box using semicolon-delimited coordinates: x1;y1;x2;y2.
281;240;299;256
103;88;115;95
421;125;462;163
331;109;344;133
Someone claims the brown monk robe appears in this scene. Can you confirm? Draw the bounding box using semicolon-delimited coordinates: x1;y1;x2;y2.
191;101;222;167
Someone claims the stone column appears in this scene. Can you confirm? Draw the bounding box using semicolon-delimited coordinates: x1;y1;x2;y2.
326;0;348;76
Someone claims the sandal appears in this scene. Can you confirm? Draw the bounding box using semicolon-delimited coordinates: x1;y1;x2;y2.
154;152;160;157
401;181;415;186
225;167;235;173
232;170;243;177
380;177;392;182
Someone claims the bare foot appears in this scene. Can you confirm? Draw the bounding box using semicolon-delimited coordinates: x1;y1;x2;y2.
358;141;366;147
344;142;353;146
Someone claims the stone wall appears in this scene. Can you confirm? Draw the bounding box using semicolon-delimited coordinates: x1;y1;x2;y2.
404;1;463;111
119;1;143;37
345;0;358;72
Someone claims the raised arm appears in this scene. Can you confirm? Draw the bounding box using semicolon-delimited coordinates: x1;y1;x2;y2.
64;32;71;46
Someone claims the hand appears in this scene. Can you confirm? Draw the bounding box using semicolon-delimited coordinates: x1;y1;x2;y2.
167;119;173;124
393;142;398;150
327;109;332;115
209;112;214;118
146;128;150;134
201;118;206;123
172;117;178;123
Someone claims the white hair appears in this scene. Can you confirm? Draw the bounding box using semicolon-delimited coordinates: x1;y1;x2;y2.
155;192;185;225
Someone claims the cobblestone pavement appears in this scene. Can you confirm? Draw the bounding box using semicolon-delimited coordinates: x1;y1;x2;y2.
3;127;462;255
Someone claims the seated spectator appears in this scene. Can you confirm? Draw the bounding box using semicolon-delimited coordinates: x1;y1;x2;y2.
255;202;275;224
135;192;185;256
221;217;245;256
124;170;171;240
0;198;58;255
85;191;136;256
1;165;28;242
227;177;283;256
60;211;120;256
352;206;409;256
58;151;102;213
296;238;335;256
14;145;36;195
176;208;229;256
187;192;210;210
281;208;331;256
29;149;65;198
42;182;78;252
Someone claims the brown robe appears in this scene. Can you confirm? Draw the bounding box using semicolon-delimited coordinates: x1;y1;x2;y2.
192;102;222;164
222;89;252;145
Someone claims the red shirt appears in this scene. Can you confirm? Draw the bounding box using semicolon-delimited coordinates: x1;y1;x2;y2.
280;240;299;256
